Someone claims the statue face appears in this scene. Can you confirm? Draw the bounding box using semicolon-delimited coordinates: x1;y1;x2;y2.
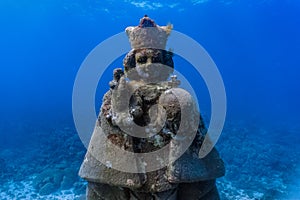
123;48;174;83
135;49;164;80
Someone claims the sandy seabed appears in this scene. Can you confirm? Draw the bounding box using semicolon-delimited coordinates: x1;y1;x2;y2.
0;120;299;200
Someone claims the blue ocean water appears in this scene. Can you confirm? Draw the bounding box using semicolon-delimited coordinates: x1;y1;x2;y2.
0;0;299;199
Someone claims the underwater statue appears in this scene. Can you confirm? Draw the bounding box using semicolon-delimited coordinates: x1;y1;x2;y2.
79;15;225;200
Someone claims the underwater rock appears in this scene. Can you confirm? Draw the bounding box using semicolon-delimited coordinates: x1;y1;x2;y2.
60;168;78;190
79;16;225;200
33;169;63;195
39;182;56;195
33;167;79;195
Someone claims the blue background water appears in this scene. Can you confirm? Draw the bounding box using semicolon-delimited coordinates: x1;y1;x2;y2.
0;0;299;199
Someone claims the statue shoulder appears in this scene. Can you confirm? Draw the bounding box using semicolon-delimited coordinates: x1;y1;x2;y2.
159;88;197;112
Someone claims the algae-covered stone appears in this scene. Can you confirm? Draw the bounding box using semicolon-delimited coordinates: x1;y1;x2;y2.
167;148;225;183
79;15;225;200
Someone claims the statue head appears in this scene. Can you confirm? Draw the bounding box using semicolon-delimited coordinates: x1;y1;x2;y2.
123;48;174;83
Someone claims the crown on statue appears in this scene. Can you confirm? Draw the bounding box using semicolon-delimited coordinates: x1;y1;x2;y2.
125;15;173;50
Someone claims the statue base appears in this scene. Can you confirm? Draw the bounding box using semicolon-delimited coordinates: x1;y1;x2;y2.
86;180;220;200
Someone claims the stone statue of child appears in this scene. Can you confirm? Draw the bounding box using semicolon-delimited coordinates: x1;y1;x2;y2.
79;16;225;200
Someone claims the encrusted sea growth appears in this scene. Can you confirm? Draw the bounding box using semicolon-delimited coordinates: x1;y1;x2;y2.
109;68;124;90
125;15;172;50
79;15;225;200
165;23;173;35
